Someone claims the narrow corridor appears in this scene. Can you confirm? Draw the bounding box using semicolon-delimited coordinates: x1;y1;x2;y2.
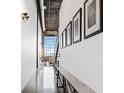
22;65;58;93
21;0;103;93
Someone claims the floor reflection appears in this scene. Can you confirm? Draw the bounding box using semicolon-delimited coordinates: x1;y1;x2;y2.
22;65;58;93
43;66;55;89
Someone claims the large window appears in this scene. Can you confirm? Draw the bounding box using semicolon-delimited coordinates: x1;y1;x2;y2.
44;36;56;56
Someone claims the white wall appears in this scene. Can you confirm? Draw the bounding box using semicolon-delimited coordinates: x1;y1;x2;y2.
21;0;37;91
38;16;42;67
59;0;103;93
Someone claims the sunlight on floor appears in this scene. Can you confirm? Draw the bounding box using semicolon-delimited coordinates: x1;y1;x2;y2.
43;66;55;89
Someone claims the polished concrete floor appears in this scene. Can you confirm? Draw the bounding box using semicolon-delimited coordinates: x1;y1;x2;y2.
22;65;59;93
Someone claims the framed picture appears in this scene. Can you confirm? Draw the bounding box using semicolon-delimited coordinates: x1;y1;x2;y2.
84;0;103;39
61;33;63;48
66;21;72;46
63;29;67;48
73;8;82;43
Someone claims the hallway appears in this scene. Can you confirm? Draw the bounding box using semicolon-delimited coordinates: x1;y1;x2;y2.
21;0;103;93
22;65;58;93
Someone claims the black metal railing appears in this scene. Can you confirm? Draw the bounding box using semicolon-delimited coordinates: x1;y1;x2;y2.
54;66;78;93
53;35;78;93
54;35;59;66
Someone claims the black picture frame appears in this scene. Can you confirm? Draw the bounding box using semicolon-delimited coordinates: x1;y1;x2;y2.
84;0;103;39
66;21;72;46
61;33;63;49
73;8;82;43
63;29;67;48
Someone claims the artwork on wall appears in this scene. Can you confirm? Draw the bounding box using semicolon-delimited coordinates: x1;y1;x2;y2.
73;8;82;43
66;21;72;46
61;33;63;48
84;0;103;39
63;29;67;48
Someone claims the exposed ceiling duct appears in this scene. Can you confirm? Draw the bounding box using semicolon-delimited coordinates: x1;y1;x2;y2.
44;0;63;32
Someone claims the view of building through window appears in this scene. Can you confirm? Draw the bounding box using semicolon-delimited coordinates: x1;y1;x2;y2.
44;36;57;57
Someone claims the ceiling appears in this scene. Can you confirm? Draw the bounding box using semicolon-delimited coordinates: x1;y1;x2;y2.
44;0;63;31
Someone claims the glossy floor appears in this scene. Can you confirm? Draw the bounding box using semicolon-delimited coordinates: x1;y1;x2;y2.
22;65;59;93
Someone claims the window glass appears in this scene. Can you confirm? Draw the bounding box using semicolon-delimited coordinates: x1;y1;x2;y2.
44;36;57;56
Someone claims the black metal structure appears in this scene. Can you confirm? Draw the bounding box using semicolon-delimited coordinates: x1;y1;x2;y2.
35;0;44;68
54;42;78;93
36;5;38;69
54;66;78;93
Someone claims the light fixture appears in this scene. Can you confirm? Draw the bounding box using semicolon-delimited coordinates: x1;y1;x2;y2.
21;12;30;22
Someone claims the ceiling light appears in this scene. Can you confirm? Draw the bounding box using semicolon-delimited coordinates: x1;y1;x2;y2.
21;12;30;22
